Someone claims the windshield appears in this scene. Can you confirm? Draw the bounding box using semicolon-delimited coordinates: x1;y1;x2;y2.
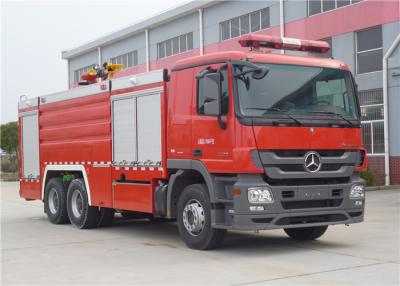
235;63;359;120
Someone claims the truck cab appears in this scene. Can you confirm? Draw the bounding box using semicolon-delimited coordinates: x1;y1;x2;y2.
166;36;366;248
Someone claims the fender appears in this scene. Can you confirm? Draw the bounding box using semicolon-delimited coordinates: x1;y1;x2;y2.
166;159;220;216
41;165;92;205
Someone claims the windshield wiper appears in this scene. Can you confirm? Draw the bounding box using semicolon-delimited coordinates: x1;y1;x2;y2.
308;111;355;127
231;60;269;80
246;107;304;126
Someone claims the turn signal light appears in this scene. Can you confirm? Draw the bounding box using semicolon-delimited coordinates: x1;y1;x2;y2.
233;189;241;196
354;148;367;172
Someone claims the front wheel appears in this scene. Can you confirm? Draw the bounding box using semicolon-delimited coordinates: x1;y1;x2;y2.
177;184;225;250
284;226;328;240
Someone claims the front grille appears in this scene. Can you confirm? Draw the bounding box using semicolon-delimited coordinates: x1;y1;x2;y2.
281;199;343;210
332;189;342;197
321;164;345;171
275;214;347;225
274;150;346;157
257;149;359;181
278;165;304;172
277;163;350;172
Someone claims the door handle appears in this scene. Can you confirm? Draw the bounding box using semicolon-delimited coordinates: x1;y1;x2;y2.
193;149;202;157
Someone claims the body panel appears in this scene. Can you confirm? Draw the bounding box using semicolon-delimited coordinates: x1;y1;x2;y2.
19;71;166;212
113;183;153;213
167;70;193;160
253;126;362;150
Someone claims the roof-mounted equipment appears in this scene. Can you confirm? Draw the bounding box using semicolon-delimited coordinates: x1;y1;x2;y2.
238;34;330;54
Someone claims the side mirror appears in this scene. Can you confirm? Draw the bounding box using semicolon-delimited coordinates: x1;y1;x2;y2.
202;73;222;116
251;67;269;79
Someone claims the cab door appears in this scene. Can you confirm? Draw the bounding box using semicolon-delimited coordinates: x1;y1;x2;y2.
191;64;235;173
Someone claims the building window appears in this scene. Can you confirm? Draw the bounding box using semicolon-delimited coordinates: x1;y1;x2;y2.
157;32;193;59
359;89;384;154
110;50;138;69
337;0;351;8
309;0;322;15
240;14;250;35
356;26;383;74
308;0;363;16
219;8;270;42
323;0;336;12
73;64;96;83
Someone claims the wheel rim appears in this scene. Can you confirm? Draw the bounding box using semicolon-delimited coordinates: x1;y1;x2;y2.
48;188;59;214
71;189;84;218
182;199;205;236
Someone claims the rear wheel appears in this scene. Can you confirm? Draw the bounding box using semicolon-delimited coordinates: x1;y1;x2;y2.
284;226;328;240
44;178;69;224
177;184;225;250
67;178;99;229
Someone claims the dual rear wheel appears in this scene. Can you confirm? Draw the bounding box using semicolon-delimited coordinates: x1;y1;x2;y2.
44;179;225;249
44;178;114;228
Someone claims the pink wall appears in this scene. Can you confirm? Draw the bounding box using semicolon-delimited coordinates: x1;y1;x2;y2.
285;0;400;40
70;0;399;89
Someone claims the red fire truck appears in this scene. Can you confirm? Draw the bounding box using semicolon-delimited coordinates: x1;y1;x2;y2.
18;35;367;250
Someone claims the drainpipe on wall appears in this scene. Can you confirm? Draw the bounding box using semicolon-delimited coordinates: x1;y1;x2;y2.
199;8;204;56
383;33;400;186
97;47;102;65
145;29;150;72
67;60;70;89
279;0;285;54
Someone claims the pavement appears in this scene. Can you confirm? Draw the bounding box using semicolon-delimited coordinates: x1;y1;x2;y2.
1;181;399;285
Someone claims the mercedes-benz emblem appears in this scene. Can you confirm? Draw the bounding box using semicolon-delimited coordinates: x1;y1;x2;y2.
304;151;322;173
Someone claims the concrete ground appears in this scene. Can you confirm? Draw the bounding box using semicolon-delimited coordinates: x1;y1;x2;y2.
1;181;399;285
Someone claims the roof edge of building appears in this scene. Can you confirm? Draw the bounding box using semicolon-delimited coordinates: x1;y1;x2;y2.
62;0;217;60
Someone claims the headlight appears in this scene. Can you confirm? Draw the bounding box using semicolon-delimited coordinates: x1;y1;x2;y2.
350;184;365;199
248;188;274;204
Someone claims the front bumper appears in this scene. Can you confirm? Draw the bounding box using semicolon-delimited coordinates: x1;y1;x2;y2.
212;174;365;230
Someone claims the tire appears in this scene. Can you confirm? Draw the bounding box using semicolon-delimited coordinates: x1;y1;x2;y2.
67;178;99;229
177;184;225;250
284;226;328;240
97;208;115;227
44;178;70;224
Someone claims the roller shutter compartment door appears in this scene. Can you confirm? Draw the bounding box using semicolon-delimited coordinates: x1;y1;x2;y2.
137;93;162;164
22;113;40;178
112;97;137;162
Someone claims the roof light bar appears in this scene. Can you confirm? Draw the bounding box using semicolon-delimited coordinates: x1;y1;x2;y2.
238;34;330;54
